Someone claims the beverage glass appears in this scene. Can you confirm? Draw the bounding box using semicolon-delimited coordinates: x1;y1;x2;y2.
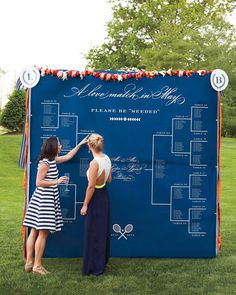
64;173;70;191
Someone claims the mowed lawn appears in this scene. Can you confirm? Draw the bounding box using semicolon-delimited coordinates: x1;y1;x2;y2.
0;135;235;295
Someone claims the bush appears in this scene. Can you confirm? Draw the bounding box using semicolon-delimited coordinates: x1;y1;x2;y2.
0;89;26;132
222;105;236;137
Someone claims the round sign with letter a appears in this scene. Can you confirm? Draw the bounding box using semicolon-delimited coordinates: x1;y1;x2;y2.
19;66;40;88
210;69;228;91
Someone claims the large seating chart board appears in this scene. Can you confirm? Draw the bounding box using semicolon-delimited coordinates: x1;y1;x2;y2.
27;72;219;257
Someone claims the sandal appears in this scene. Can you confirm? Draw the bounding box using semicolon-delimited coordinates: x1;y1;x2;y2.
32;265;50;275
41;266;50;274
24;263;34;273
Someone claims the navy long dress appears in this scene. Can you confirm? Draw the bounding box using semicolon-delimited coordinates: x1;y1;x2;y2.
82;185;110;276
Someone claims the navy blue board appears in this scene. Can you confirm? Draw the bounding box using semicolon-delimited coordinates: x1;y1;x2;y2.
28;73;218;257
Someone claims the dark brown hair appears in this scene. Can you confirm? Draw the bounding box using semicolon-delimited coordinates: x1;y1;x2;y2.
37;137;58;163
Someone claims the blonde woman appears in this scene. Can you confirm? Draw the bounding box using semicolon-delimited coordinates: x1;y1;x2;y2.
80;134;112;276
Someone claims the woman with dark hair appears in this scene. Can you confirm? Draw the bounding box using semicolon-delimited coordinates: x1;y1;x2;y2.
23;136;87;275
80;133;112;276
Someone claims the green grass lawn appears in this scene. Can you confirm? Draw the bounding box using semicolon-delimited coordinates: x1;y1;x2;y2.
0;135;235;295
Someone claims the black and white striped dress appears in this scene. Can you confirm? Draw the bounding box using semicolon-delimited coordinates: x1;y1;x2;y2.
23;158;63;232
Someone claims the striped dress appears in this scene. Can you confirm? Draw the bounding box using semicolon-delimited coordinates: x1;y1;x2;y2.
23;158;63;232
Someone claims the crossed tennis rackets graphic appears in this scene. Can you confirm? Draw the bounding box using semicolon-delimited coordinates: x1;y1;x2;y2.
112;224;133;240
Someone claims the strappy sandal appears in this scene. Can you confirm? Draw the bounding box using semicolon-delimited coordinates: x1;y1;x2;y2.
32;266;50;275
24;263;34;273
41;266;50;274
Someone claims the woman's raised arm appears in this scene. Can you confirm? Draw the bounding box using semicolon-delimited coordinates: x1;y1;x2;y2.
56;136;88;164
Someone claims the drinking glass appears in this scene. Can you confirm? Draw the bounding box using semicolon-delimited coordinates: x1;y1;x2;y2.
64;173;70;191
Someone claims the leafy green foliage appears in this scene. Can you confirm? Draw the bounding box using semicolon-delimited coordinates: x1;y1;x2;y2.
222;105;236;137
86;0;236;136
86;0;236;70
0;89;26;132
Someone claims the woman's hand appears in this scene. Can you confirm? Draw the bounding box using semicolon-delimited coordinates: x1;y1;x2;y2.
56;135;89;164
57;176;68;184
78;135;89;146
80;205;88;216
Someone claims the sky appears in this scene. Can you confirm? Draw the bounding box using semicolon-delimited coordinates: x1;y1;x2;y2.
0;0;235;104
0;0;112;73
0;0;112;104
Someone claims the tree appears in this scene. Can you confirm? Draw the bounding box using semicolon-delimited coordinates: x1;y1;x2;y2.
86;0;236;70
86;0;236;136
0;89;26;132
222;105;236;137
0;67;6;76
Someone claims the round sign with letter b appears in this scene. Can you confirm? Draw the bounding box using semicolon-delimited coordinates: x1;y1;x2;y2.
210;69;228;91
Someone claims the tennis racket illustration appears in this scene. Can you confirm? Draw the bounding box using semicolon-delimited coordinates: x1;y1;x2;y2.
113;224;133;239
